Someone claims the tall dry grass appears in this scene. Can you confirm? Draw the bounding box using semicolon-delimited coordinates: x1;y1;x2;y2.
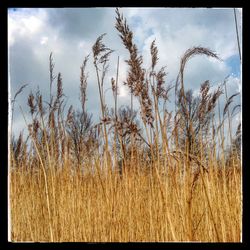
10;159;241;242
10;8;242;242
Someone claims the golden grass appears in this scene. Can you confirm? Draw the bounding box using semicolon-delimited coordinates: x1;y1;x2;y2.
10;160;241;242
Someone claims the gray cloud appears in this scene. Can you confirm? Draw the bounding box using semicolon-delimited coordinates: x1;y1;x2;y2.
46;8;109;42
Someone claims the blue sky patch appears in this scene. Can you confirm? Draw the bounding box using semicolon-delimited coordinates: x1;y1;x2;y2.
8;8;18;12
226;54;241;77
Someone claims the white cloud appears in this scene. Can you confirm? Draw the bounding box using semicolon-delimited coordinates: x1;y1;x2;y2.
118;85;128;97
8;9;47;47
22;16;42;33
40;36;48;45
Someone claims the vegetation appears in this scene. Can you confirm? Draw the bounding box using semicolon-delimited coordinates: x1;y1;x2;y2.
10;8;241;242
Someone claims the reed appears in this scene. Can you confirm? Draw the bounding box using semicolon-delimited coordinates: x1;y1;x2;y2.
10;8;242;242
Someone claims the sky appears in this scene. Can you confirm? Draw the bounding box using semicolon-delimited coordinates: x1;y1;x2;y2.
8;7;242;142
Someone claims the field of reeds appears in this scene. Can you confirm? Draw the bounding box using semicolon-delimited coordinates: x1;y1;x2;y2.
10;8;242;242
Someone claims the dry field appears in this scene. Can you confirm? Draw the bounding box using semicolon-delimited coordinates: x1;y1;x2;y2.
10;8;242;242
10;160;241;242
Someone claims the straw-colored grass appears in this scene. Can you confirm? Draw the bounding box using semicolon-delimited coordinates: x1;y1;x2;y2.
10;158;241;242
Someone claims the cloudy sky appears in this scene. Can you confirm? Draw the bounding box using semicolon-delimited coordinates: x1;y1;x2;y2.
8;8;242;140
